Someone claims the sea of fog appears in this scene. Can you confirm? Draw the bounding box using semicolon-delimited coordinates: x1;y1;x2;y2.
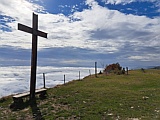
0;66;100;98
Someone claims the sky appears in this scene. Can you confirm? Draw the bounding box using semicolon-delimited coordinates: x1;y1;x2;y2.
0;0;160;69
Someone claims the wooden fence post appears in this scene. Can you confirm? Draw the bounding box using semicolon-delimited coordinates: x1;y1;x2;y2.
43;73;46;88
89;69;91;76
79;71;81;80
126;67;129;75
95;62;97;77
64;74;66;84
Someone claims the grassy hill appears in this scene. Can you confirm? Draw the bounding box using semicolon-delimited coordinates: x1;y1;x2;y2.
0;69;160;120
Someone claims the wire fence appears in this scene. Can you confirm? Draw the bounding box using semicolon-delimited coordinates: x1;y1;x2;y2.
0;66;102;98
36;67;99;89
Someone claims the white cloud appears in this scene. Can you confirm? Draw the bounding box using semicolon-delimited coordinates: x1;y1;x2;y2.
103;0;160;5
128;54;160;61
0;0;159;65
86;0;99;7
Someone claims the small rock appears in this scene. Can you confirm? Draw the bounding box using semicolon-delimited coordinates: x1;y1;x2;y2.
142;96;149;100
155;110;159;113
128;118;139;120
107;113;113;116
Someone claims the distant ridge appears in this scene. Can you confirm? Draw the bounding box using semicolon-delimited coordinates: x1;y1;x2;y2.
151;66;160;69
132;66;160;70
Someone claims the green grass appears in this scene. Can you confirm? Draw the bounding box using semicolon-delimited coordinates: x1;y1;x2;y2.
0;69;160;120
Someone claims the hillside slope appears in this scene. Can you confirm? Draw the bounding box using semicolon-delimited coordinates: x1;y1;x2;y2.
0;69;160;120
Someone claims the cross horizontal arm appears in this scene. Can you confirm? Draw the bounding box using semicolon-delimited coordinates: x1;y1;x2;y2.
18;23;47;38
37;30;47;38
18;23;32;34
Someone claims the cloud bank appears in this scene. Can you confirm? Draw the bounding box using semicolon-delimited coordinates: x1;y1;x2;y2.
0;66;96;98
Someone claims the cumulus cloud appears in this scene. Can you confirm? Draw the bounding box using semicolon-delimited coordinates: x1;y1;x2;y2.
0;0;160;66
0;0;41;23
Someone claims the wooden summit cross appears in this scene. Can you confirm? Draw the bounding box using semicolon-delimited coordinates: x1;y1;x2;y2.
18;13;47;100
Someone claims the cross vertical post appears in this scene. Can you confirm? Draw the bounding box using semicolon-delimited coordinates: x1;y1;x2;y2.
30;13;38;99
18;13;47;100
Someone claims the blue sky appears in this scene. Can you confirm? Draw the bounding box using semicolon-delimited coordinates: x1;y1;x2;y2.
0;0;160;69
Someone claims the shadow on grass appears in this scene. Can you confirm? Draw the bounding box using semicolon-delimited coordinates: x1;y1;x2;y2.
30;99;44;120
10;97;46;120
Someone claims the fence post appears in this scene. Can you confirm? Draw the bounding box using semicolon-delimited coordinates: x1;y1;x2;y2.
43;73;46;88
126;67;129;75
89;69;91;76
95;62;97;77
64;74;65;84
79;71;81;80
